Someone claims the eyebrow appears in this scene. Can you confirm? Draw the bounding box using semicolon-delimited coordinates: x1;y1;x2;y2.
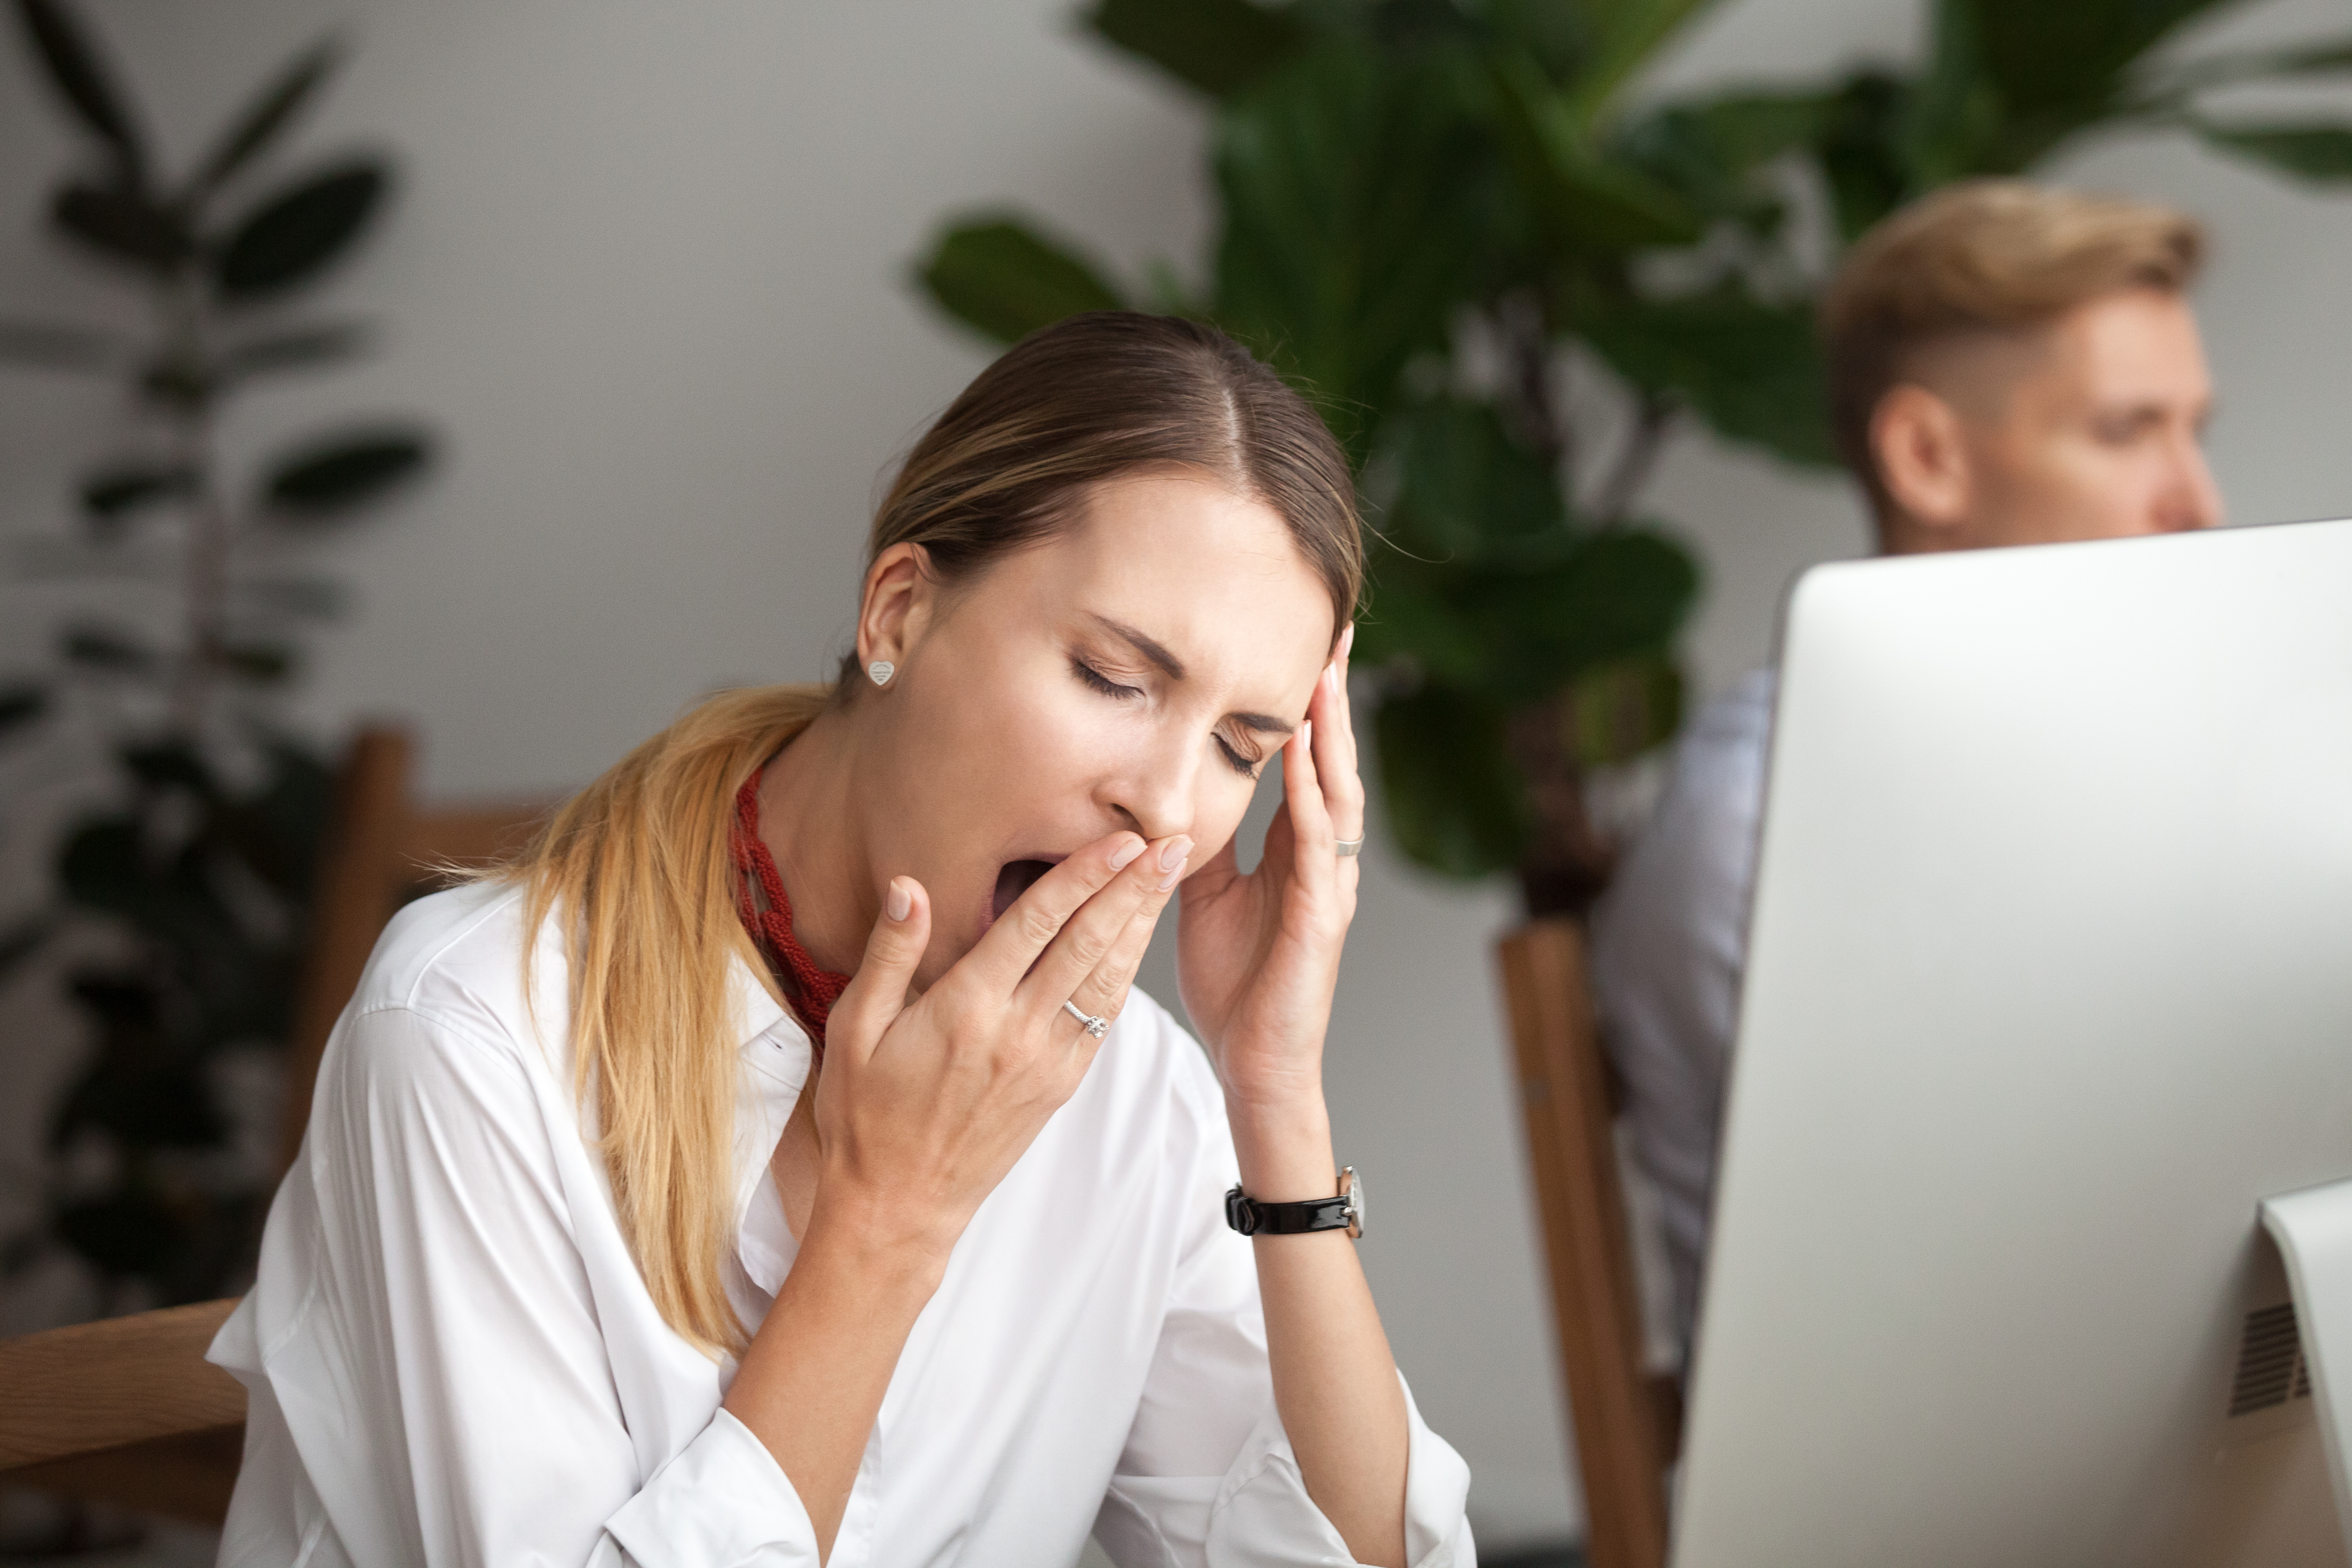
1087;613;1296;735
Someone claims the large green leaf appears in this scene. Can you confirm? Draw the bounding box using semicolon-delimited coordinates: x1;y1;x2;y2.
185;36;342;201
210;162;388;302
1214;41;1495;458
2193;120;2352;183
1487;53;1704;253
1965;0;2224;118
1352;554;1488;686
1361;521;1698;705
1375;394;1563;560
15;0;147;184
916;218;1125;345
1902;0;2236;180
1898;0;2014;185
1814;69;1916;239
50;181;190;272
1373;683;1528;877
261;428;431;517
1579;292;1836;468
1559;0;1720;130
1616;89;1834;216
1083;0;1307;99
1449;527;1700;705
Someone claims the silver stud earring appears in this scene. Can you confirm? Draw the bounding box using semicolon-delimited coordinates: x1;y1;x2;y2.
867;660;895;687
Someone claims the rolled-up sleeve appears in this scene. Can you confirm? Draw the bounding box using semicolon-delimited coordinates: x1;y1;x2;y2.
597;1409;814;1567
1091;1072;1474;1568
216;1003;818;1568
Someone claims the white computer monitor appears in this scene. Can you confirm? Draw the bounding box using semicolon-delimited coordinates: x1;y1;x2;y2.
1673;517;2352;1568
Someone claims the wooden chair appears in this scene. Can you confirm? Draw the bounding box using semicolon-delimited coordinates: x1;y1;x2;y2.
1496;917;1683;1568
0;727;548;1526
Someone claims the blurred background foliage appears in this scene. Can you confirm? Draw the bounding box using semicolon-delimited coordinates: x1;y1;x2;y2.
0;0;431;1309
916;0;2352;915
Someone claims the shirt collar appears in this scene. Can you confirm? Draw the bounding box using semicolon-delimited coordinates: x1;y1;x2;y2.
728;955;813;1291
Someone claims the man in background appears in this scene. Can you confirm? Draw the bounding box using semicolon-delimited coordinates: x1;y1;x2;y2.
1590;179;2223;1365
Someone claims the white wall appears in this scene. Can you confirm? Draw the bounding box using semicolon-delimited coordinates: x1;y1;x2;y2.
2;0;2347;1547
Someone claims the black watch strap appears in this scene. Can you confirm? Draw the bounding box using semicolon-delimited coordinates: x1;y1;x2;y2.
1224;1167;1363;1238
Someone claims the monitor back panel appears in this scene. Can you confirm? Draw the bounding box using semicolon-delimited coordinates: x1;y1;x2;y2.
1675;519;2352;1568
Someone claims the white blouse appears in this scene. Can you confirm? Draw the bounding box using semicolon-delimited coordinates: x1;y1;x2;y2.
209;881;1475;1567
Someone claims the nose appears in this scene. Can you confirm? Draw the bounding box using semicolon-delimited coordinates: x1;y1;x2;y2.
1102;727;1200;845
2158;429;2224;533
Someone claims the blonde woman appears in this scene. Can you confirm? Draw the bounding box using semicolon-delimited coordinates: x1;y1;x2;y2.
211;313;1474;1568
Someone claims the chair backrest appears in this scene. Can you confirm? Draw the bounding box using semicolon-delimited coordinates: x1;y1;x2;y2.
0;726;550;1526
1495;916;1681;1568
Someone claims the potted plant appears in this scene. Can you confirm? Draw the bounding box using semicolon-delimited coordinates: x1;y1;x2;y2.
0;0;434;1318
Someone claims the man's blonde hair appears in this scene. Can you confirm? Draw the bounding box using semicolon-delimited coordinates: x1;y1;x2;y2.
1821;179;2206;509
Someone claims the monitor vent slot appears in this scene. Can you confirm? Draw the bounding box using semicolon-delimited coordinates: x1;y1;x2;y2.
2230;1301;2310;1418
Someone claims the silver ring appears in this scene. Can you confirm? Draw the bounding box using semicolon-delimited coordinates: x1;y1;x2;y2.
1061;999;1110;1040
1334;835;1364;858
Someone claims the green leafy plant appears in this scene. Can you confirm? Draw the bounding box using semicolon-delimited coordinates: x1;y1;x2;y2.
0;0;432;1309
914;0;2351;914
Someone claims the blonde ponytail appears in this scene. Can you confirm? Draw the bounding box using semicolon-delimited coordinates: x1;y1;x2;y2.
508;683;832;1356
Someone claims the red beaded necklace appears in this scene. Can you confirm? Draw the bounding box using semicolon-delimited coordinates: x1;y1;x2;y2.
730;766;851;1055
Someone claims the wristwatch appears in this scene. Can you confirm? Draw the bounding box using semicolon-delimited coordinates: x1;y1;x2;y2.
1225;1167;1364;1239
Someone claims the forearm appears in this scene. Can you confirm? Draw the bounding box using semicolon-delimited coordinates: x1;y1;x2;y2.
1232;1099;1410;1568
721;1194;947;1562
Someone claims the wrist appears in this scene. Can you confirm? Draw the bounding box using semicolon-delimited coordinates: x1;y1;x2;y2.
1228;1097;1338;1205
804;1175;960;1289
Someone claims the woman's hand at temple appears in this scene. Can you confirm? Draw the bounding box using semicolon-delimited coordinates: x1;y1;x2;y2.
1176;623;1360;1115
725;828;1182;1559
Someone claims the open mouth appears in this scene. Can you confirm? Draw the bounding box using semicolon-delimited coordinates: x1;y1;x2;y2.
991;858;1056;924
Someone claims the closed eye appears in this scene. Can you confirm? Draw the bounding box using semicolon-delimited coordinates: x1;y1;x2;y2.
1071;657;1142;701
1075;653;1262;779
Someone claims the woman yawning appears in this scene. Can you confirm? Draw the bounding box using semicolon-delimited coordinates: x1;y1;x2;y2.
211;312;1473;1568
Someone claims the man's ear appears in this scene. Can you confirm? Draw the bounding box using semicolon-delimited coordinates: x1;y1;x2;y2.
857;543;934;673
1871;384;1974;549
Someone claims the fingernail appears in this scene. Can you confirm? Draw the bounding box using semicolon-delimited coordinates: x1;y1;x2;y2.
1158;855;1190;891
1301;719;1313;750
1109;836;1145;871
1157;836;1192;873
886;879;912;922
1340;623;1355;659
1324;663;1339;697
